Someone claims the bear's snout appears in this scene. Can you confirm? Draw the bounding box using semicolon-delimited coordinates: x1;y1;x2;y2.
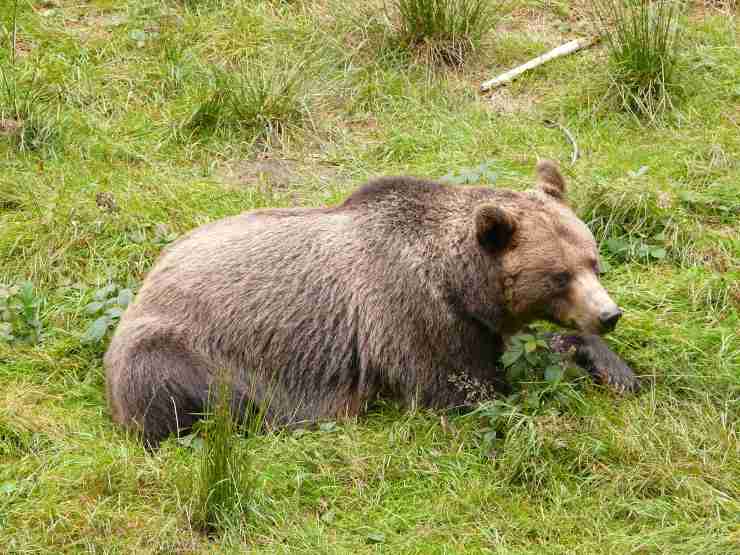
555;272;623;336
598;307;622;333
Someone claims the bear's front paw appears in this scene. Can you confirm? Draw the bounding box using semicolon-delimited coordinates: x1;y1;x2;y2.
575;335;639;394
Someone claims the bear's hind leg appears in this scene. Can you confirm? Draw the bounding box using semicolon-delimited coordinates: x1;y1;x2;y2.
106;332;226;448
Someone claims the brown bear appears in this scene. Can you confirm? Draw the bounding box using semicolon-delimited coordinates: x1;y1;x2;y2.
104;160;634;446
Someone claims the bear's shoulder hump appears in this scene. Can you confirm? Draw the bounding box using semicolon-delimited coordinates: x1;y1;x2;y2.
341;176;447;208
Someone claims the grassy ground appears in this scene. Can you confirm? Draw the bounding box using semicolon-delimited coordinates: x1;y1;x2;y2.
1;0;738;553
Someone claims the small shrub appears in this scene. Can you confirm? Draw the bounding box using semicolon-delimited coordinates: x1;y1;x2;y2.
0;282;42;345
500;332;585;387
591;0;684;121
452;329;593;490
388;0;494;66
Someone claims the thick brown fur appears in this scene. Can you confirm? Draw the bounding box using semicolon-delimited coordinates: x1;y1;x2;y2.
105;160;621;446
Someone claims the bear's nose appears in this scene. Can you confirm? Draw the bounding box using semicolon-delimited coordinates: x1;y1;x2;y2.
599;308;622;332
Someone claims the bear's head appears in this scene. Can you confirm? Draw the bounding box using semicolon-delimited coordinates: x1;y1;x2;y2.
473;160;622;336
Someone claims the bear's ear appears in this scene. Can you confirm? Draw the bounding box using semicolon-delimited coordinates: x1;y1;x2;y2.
474;204;517;252
536;159;566;201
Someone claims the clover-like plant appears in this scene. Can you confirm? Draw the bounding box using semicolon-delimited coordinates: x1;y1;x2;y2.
82;284;134;343
0;281;42;345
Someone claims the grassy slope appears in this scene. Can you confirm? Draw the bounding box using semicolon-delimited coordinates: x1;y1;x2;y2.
1;0;738;553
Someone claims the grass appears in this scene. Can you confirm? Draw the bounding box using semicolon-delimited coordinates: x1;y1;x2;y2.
0;0;738;552
0;67;63;155
388;0;496;65
591;0;684;122
192;372;266;534
179;58;311;145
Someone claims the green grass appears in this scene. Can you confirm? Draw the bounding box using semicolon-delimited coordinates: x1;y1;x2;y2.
590;0;684;122
388;0;497;65
191;372;267;534
0;0;738;552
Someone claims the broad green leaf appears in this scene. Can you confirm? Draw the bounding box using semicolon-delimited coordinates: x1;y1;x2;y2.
117;289;134;308
366;532;385;544
0;481;17;495
129;29;146;42
507;363;525;381
500;349;522;367
94;284;117;301
20;281;34;299
524;351;539;366
0;322;13;341
525;394;540;410
545;365;564;383
604;238;629;254
106;307;123;319
85;301;105;315
84;316;110;342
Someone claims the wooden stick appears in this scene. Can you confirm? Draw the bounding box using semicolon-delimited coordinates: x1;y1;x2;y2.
543;119;579;164
480;37;598;92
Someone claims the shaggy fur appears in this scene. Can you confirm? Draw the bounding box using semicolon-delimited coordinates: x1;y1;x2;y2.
105;160;623;445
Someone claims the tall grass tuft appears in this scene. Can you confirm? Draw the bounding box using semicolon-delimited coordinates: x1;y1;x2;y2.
192;372;267;533
591;0;684;121
182;59;309;144
0;69;62;155
389;0;492;66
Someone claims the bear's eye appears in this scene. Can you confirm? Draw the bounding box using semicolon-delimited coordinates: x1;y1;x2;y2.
553;271;572;288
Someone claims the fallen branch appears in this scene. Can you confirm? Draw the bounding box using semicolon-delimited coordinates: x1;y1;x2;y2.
480;37;599;92
543;119;579;164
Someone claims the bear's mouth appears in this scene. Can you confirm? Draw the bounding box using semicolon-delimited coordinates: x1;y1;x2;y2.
546;314;607;337
563;319;615;336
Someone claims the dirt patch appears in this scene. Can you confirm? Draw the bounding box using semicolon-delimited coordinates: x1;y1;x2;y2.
0;119;23;136
10;37;34;60
498;4;593;47
62;11;129;42
487;88;541;115
218;154;345;204
689;0;737;19
219;157;301;190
